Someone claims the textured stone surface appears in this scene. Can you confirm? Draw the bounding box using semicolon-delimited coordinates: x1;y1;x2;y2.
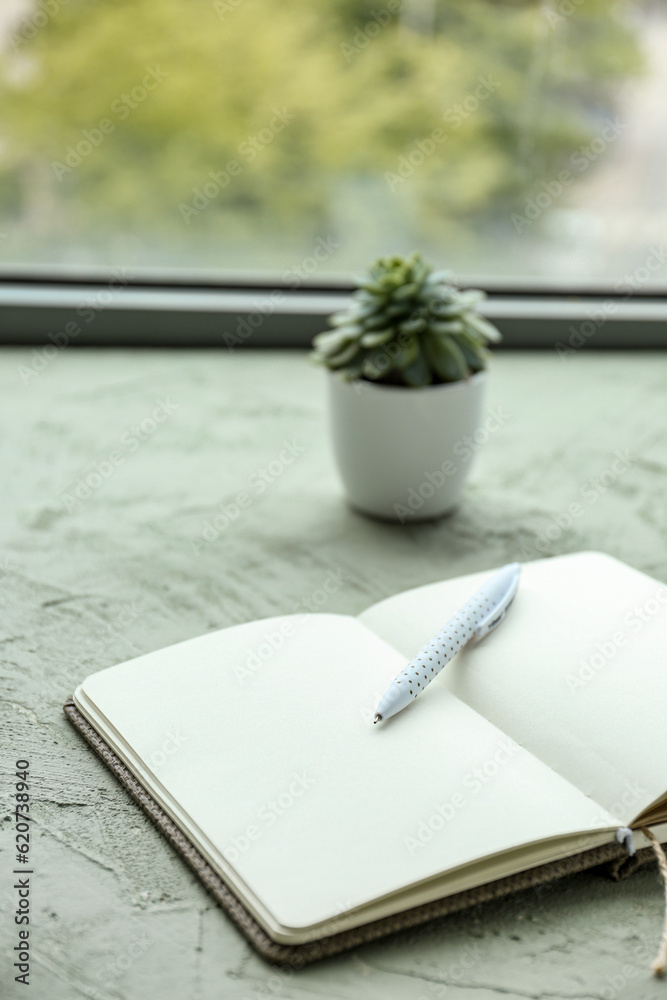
1;348;666;1000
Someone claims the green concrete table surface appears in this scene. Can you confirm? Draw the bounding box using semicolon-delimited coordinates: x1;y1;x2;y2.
1;348;666;1000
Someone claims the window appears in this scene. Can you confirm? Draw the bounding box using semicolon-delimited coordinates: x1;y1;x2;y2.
1;0;664;294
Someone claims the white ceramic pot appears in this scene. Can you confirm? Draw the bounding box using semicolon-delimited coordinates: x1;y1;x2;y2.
327;371;487;521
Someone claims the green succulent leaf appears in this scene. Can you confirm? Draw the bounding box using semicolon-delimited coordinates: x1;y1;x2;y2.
363;312;395;331
429;300;465;318
439;336;470;381
398;314;427;335
363;347;394;380
326;340;364;369
424;269;452;285
423;333;469;382
348;301;380;320
312;329;354;352
464;312;502;343
392;282;419;300
384;302;411;319
330;310;364;327
359;280;388;295
360;329;394;347
428;319;464;335
401;353;433;387
456;330;488;373
455;290;486;310
393;335;420;370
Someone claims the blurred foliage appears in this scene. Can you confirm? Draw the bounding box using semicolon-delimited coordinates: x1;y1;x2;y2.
0;0;643;264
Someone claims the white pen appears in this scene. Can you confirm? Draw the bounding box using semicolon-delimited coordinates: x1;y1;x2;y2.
373;562;521;724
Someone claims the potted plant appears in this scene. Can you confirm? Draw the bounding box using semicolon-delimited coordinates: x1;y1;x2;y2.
311;252;501;521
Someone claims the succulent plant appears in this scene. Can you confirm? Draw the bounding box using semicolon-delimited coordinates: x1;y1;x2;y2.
311;252;501;387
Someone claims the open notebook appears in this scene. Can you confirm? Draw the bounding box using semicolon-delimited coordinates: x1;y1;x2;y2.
68;551;667;958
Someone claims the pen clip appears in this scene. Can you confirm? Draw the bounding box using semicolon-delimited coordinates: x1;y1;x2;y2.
472;595;515;641
471;562;520;642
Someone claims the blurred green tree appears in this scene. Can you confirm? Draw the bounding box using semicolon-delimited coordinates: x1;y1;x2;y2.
0;0;642;267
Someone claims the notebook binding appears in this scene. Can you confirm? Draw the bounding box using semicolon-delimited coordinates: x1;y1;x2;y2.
63;697;665;967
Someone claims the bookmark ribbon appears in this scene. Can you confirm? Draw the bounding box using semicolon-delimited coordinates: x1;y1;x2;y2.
616;826;635;857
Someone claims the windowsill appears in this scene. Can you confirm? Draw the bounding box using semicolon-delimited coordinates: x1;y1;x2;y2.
0;279;665;348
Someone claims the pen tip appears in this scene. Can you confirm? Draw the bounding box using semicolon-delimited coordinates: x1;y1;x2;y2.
373;714;382;724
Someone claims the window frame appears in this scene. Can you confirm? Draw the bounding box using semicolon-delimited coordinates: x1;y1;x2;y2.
0;268;665;348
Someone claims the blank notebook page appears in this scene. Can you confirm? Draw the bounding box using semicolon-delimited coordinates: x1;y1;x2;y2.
78;613;617;936
360;551;667;823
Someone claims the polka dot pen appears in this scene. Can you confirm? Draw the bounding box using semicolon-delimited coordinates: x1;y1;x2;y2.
374;563;521;724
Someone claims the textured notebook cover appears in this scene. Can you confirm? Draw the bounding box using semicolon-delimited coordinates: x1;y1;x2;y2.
64;697;659;966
